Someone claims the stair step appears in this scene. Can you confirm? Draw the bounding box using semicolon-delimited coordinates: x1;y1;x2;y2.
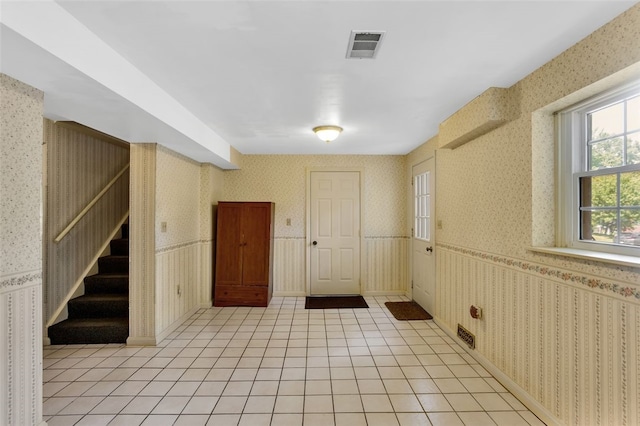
84;274;128;295
68;294;129;318
110;238;129;256
98;255;128;274
49;317;128;345
121;223;129;239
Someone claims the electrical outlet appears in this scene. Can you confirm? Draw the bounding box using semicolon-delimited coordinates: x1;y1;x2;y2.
286;218;291;226
177;285;181;296
161;221;167;232
437;220;443;230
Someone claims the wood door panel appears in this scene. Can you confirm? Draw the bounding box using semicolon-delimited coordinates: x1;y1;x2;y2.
214;285;268;307
215;203;243;286
241;203;270;285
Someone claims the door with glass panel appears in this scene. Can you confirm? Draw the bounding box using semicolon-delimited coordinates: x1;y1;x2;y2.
412;158;435;313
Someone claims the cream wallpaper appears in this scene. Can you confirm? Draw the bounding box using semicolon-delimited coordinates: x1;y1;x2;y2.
131;144;224;343
406;4;640;425
223;155;407;238
155;146;225;336
223;155;409;295
0;74;44;279
199;163;225;242
155;145;201;249
0;74;44;426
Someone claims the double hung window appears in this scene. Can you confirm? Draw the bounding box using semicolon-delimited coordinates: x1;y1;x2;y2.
558;83;640;256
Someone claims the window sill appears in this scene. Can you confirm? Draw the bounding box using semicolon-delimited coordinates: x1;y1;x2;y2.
529;247;640;268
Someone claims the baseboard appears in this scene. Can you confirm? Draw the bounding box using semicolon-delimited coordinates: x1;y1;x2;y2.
361;290;406;296
155;305;201;344
126;336;157;346
273;291;306;297
433;317;561;426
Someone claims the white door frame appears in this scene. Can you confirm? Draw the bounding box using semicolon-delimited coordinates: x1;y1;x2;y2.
410;156;436;312
305;167;365;296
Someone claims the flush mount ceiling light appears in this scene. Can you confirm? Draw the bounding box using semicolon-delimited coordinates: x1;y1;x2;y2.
313;125;343;143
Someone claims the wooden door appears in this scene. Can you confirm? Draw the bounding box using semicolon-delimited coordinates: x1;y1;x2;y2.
215;202;243;286
242;203;271;286
310;171;361;295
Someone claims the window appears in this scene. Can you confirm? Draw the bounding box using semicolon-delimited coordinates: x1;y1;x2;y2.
558;82;640;256
414;171;431;241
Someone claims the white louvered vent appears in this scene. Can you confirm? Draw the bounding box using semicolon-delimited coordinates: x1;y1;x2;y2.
346;31;386;59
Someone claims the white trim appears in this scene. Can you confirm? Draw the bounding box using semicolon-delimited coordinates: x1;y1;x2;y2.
410;156;437;312
305;167;365;296
557;81;640;258
433;317;561;426
273;291;306;297
529;246;640;268
362;290;406;296
126;336;158;347
154;304;201;344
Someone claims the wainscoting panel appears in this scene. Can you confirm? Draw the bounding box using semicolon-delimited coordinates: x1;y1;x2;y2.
437;244;640;425
0;281;42;426
272;237;409;296
273;238;306;295
198;241;214;307
364;237;409;294
155;243;199;336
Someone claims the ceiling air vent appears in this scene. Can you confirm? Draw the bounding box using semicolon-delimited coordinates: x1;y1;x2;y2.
346;31;386;59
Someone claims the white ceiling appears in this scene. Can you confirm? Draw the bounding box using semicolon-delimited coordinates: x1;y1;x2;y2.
1;1;637;168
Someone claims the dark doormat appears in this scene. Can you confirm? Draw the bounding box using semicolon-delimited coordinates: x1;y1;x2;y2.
385;301;432;320
305;296;369;309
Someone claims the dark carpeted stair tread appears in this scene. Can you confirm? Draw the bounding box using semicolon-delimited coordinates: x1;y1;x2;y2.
49;317;128;345
70;294;129;302
84;274;129;294
98;255;129;274
68;294;129;318
109;238;129;256
49;221;130;344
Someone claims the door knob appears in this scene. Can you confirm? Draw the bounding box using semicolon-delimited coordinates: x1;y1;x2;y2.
312;241;318;246
426;246;433;252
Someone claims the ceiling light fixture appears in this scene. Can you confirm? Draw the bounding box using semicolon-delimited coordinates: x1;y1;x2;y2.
313;125;343;143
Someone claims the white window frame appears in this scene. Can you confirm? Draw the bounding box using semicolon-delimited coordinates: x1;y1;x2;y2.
557;81;640;258
414;171;430;242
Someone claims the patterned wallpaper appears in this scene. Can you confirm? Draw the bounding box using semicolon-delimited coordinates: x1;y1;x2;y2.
410;4;640;425
438;87;517;149
0;74;44;280
223;155;407;238
199;163;225;241
0;74;44;426
155;145;202;249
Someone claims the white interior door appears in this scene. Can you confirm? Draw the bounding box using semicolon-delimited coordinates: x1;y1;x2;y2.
412;158;435;314
310;171;361;295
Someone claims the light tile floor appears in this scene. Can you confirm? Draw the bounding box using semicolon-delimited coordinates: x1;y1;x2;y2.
43;296;546;426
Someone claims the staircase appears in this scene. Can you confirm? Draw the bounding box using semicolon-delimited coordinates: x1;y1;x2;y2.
49;223;129;345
